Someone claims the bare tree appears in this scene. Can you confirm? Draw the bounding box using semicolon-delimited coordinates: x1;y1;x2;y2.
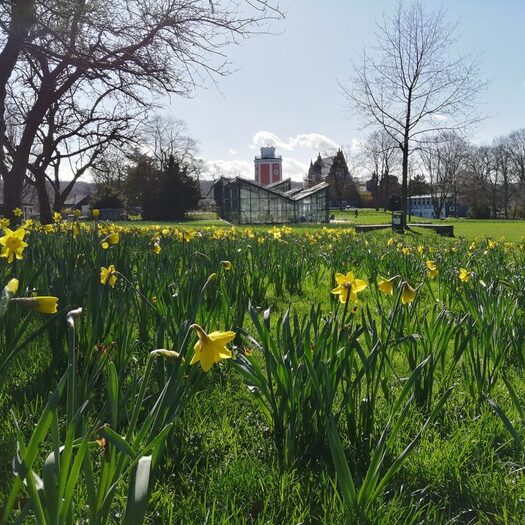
419;131;468;218
361;130;400;210
463;145;492;218
0;0;283;221
342;0;484;226
145;116;202;176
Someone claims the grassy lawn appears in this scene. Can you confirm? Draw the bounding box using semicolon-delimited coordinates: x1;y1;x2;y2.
123;208;525;241
2;224;525;523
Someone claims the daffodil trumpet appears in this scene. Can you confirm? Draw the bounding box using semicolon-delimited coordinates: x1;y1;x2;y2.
11;296;59;314
189;324;235;372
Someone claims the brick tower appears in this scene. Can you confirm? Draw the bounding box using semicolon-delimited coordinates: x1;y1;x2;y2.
254;146;282;186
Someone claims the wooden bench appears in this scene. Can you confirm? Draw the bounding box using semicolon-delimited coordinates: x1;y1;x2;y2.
355;223;454;237
408;223;454;237
355;224;390;233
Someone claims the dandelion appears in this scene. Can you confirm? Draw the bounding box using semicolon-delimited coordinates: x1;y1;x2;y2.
100;265;118;288
400;282;416;305
0;227;28;263
190;324;235;372
458;268;472;283
13;207;23;217
426;260;439;279
331;271;367;304
378;276;397;295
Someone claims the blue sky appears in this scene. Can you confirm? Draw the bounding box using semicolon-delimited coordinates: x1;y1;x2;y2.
165;0;525;181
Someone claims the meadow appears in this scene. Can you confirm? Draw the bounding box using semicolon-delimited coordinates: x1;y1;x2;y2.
137;210;525;242
1;218;525;524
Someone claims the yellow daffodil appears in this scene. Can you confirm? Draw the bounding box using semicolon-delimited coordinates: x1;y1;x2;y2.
92;209;100;219
0;277;19;317
190;324;235;372
458;268;472;283
0;227;28;263
53;212;62;223
378;276;397;295
426;260;439;279
34;296;59;314
221;260;232;271
6;278;19;294
74;209;81;218
100;265;117;288
10;296;58;314
101;233;119;249
400;282;416;305
0;218;10;228
331;271;367;304
151;242;161;254
13;207;23;217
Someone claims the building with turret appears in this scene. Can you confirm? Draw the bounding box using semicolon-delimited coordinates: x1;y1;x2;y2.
305;149;361;207
254;146;282;186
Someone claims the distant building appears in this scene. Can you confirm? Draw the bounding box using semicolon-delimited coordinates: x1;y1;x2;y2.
213;176;329;224
305;149;360;207
305;151;345;187
63;193;92;214
254;146;282;186
408;195;469;219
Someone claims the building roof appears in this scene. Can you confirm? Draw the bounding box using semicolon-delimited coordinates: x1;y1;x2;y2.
289;182;329;200
63;194;91;205
266;178;292;190
214;176;328;203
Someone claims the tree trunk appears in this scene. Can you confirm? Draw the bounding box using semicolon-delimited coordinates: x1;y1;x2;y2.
3;173;23;222
401;143;409;226
33;173;53;224
0;1;35;222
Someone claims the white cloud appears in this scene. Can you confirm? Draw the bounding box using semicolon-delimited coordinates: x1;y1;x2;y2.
282;158;309;181
203;130;346;183
251;131;339;156
250;131;291;150
204;159;252;179
203;157;308;182
430;113;448;122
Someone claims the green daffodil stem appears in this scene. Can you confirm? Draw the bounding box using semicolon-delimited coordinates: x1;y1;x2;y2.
114;272;159;315
126;353;155;440
341;283;351;328
66;308;82;426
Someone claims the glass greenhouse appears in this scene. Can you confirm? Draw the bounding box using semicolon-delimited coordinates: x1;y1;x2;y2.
213;177;329;224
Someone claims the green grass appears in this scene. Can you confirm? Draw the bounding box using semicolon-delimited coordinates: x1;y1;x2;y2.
123;208;525;241
2;219;525;523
